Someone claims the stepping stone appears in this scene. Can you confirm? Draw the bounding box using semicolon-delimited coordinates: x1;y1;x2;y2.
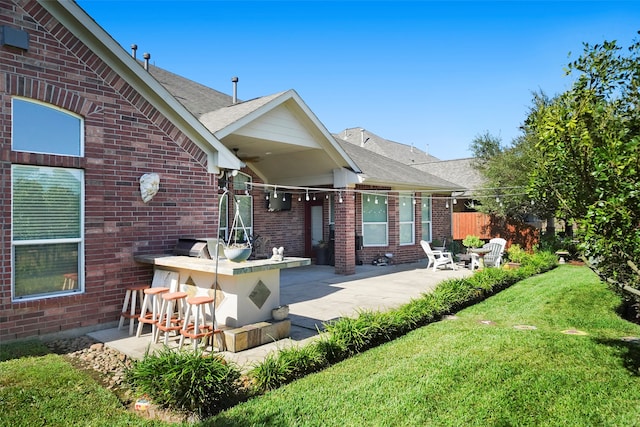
561;329;588;336
479;320;496;325
620;336;640;344
513;325;537;330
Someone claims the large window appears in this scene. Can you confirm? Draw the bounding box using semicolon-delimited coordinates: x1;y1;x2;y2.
362;193;388;246
12;165;84;299
399;193;415;245
231;173;252;242
421;195;432;242
11;99;84;300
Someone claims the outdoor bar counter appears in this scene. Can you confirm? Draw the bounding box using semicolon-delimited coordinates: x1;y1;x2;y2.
134;254;310;328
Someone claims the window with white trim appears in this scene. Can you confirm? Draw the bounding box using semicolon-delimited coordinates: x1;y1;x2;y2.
362;193;388;246
231;172;252;242
11;99;85;300
399;193;415;245
218;193;228;241
12;165;84;299
12;98;83;156
421;195;432;242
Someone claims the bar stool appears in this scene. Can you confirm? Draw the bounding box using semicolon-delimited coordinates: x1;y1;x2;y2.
118;284;150;336
62;273;78;290
179;296;225;351
136;287;170;339
154;291;188;345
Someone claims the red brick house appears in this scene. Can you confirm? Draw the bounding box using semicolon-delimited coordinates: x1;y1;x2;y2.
1;0;460;342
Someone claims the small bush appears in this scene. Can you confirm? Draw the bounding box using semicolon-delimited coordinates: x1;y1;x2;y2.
250;351;293;392
125;347;242;419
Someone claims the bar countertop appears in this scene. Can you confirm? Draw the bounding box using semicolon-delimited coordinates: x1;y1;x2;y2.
134;254;311;276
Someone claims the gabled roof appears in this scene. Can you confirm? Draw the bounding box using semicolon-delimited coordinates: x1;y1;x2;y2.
147;64;360;185
336;127;441;165
42;1;242;172
336;139;462;191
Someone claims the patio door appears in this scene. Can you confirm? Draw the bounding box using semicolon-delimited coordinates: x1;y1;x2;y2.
304;200;324;256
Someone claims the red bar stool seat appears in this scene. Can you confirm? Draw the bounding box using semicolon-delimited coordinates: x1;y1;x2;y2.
118;284;150;336
179;296;225;351
154;291;188;345
136;287;170;339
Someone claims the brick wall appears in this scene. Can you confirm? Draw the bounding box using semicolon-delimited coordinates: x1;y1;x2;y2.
350;188;452;266
1;0;220;341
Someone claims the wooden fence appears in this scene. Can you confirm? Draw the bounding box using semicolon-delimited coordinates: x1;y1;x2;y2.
453;212;539;251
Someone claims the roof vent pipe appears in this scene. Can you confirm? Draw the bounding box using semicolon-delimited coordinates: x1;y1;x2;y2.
131;44;137;59
360;128;365;147
143;52;150;71
231;76;238;104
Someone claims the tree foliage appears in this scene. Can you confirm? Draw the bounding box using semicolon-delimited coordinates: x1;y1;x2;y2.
469;131;546;222
524;35;640;288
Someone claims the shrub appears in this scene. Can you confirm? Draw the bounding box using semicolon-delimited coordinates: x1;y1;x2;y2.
125;347;242;419
462;235;485;249
249;351;293;393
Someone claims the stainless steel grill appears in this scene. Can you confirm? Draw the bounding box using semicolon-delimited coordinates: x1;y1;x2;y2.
174;238;211;259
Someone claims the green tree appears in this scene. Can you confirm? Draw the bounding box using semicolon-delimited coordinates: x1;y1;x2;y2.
524;36;640;288
469;131;548;223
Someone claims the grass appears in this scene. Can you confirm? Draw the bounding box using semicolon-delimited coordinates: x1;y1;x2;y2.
206;265;640;426
0;349;164;426
3;265;640;426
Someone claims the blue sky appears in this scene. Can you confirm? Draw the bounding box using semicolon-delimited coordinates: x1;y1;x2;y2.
77;1;640;160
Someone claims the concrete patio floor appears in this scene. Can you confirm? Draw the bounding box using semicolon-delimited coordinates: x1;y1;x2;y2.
89;260;473;370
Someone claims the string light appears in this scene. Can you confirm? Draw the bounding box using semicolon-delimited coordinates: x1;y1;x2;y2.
245;182;532;209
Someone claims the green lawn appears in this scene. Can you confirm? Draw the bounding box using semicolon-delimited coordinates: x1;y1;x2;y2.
3;265;640;426
207;265;640;426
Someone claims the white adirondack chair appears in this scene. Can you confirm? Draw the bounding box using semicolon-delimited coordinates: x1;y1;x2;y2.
420;240;457;272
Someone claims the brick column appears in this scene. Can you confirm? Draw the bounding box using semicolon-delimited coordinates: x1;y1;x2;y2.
334;190;356;275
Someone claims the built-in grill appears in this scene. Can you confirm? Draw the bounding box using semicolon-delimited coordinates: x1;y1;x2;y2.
174;238;211;259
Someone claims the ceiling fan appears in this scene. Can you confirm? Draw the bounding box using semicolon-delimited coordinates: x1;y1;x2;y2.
233;148;261;162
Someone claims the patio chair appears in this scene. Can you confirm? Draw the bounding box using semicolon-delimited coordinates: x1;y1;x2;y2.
420;240;457;272
470;238;506;268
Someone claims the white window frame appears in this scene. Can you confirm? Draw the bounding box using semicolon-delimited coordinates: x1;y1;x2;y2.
11;99;85;301
362;193;388;247
12;97;84;157
231;172;253;242
421;195;432;242
11;165;85;301
399;193;415;245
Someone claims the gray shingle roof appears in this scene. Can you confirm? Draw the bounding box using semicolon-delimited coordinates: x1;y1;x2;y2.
335;127;441;165
147;65;234;118
146;65;468;193
336;139;462;191
199;92;286;134
413;158;485;194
